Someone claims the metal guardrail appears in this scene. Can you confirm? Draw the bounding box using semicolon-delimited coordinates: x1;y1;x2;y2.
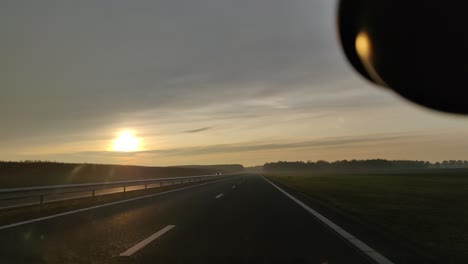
0;173;239;209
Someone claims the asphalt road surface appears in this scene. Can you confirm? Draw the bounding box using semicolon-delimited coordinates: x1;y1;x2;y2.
0;174;379;264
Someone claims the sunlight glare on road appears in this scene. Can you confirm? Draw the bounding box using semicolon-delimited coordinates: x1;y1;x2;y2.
112;131;141;152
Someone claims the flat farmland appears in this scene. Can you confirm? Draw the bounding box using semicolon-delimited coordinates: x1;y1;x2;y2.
267;171;468;263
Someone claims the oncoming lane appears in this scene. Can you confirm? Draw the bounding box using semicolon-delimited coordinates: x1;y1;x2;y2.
0;175;245;263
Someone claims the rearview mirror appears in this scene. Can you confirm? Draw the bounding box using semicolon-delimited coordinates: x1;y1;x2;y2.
337;1;467;114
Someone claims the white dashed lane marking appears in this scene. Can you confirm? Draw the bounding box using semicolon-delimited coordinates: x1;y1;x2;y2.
120;225;176;257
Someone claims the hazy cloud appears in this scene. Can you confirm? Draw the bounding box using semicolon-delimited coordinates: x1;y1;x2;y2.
1;0;467;164
0;1;359;138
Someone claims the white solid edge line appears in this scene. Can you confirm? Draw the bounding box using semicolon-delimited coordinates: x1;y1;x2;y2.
215;194;224;199
120;225;175;257
0;177;235;231
261;176;395;264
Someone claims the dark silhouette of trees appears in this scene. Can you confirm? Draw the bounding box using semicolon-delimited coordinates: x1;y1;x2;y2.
263;159;468;173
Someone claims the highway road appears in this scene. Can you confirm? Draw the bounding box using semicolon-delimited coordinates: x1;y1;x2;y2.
0;174;389;264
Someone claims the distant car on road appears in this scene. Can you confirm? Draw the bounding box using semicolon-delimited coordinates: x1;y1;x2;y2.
216;172;222;175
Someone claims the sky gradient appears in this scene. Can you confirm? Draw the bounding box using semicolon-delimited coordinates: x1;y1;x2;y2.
1;0;467;166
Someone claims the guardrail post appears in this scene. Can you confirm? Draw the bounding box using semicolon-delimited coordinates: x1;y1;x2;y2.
145;184;147;189
123;186;126;193
92;190;95;197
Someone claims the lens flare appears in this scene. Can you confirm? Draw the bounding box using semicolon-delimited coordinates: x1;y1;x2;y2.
355;31;387;86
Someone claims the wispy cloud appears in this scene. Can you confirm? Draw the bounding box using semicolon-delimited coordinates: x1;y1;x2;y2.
182;127;213;133
70;133;414;158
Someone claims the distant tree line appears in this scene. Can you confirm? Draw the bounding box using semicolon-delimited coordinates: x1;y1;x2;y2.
171;164;245;173
263;159;468;172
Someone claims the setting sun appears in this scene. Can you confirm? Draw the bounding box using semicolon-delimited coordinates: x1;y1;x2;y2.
112;131;140;152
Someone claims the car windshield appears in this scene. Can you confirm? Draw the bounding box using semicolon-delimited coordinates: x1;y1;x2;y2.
1;1;467;264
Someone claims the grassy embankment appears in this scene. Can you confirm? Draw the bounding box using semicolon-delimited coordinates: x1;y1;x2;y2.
267;170;468;263
0;162;243;188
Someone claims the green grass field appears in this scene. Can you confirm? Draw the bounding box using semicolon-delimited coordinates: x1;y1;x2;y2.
267;172;468;263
